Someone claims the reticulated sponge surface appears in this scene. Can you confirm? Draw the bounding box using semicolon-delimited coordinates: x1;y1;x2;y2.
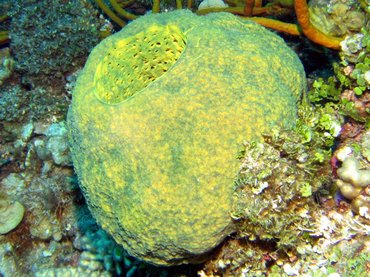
68;10;306;266
94;24;186;104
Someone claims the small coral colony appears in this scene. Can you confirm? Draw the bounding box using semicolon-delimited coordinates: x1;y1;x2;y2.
0;0;369;276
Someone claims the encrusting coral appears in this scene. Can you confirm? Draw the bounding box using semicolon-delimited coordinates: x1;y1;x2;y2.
337;157;370;192
334;131;370;218
68;10;305;265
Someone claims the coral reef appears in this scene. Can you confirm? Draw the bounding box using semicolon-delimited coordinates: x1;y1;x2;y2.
308;27;370;124
0;0;369;276
339;28;370;100
206;100;340;275
68;10;305;265
0;118;137;276
306;28;369;224
199;10;370;271
200;102;368;276
9;0;99;85
0;84;69;123
34;122;72;166
232;124;333;249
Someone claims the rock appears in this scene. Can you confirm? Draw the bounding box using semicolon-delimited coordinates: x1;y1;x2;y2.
1;173;26;198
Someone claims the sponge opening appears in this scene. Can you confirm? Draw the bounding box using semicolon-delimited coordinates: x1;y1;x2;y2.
94;25;187;104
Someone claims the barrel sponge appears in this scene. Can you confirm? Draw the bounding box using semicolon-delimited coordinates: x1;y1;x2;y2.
67;10;305;265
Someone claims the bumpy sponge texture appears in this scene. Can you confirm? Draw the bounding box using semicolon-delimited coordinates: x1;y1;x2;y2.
68;10;305;265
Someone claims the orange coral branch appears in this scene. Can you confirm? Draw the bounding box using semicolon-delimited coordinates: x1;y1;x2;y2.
254;0;262;8
294;0;343;49
244;0;254;16
246;17;300;36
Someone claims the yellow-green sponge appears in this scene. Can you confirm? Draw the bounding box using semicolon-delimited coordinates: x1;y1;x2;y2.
68;10;305;265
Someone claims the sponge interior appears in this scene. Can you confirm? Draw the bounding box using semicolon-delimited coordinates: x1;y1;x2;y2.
94;25;187;104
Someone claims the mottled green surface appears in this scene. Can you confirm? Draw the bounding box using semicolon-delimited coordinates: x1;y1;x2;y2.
68;10;305;265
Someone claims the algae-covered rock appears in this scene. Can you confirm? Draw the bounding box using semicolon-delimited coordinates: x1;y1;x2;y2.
309;0;365;37
68;10;305;265
0;197;25;235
